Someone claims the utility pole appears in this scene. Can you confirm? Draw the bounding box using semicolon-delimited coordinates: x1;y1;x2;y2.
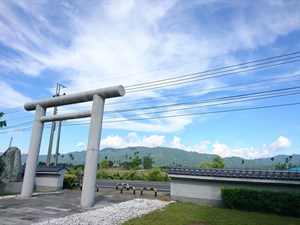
8;137;13;148
46;83;66;166
54;120;62;166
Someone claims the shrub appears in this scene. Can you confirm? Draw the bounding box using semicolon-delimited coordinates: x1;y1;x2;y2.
97;170;111;179
63;174;78;189
221;187;300;217
147;168;164;181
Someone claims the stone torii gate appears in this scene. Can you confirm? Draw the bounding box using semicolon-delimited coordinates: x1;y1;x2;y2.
21;85;125;208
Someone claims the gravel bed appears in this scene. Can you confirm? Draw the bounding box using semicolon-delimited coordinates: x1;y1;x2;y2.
33;199;171;225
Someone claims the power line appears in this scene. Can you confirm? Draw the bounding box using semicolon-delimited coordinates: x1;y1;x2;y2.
2;85;299;129
105;87;300;114
103;102;300;123
112;91;299;118
1;100;298;134
2;52;299;114
126;58;300;92
126;52;300;89
107;74;299;106
60;102;299;126
65;48;286;88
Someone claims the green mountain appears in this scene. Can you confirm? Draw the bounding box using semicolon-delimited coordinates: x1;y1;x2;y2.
12;146;300;169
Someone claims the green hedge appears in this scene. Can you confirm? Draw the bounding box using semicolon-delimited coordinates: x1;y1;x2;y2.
63;174;78;189
221;187;300;217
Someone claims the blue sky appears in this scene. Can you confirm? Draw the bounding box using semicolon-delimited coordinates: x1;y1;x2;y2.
0;0;299;159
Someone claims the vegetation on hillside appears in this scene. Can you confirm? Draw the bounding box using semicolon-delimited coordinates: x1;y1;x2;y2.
19;147;300;169
199;156;225;168
273;155;298;170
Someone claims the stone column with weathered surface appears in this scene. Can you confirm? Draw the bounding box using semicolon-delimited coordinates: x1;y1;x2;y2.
21;104;46;198
81;94;104;208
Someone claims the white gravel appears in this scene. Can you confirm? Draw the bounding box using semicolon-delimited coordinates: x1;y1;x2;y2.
33;199;171;225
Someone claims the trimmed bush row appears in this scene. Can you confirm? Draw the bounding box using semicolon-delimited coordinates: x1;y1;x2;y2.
221;187;300;217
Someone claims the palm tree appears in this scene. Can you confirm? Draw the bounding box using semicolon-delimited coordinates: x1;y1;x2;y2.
69;153;74;161
0;112;7;128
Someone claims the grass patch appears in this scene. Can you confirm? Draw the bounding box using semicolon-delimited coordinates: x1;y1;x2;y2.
123;202;300;225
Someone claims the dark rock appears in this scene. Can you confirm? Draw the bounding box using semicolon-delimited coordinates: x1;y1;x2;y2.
0;147;22;183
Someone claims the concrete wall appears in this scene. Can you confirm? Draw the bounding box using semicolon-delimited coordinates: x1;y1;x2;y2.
170;175;300;206
0;172;66;194
35;174;64;191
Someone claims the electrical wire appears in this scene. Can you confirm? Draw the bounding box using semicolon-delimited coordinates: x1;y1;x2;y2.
2;52;299;114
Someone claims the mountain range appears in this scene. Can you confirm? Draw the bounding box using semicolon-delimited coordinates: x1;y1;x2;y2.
5;146;299;169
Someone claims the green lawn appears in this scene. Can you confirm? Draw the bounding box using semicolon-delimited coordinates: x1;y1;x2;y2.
124;202;300;225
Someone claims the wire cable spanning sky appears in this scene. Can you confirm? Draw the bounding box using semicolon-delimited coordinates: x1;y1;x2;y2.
0;0;299;160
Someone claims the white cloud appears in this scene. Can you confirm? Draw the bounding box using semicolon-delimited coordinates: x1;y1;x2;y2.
103;114;193;133
101;135;125;149
212;136;293;159
0;81;32;108
75;142;85;148
1;1;299;137
212;141;264;159
270;136;292;151
171;136;183;149
171;136;210;153
101;133;165;149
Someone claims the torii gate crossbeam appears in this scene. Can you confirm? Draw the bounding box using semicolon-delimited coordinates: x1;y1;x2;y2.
21;85;125;208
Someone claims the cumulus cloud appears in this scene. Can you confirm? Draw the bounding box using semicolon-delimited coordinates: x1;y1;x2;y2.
270;136;292;151
171;136;183;149
212;136;293;159
101;135;125;149
99;133;293;159
101;133;165;149
75;142;85;148
171;136;210;153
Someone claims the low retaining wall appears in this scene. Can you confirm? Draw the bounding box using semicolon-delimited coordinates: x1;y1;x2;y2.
169;168;300;206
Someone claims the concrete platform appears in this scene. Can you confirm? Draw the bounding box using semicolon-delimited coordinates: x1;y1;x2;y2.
0;188;168;225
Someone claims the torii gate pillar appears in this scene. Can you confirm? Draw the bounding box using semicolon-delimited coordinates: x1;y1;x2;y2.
21;85;125;208
81;94;104;208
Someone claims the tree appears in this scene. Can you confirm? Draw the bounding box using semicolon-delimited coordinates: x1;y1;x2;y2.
200;156;225;168
143;154;154;169
122;152;142;170
69;153;74;161
0;112;7;128
99;159;110;169
275;155;296;170
108;160;114;168
131;157;142;170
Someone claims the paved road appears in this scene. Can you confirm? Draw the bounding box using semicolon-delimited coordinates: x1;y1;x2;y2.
97;180;170;192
